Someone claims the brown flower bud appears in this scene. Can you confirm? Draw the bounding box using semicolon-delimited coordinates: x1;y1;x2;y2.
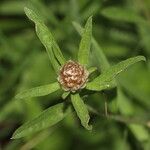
57;60;89;92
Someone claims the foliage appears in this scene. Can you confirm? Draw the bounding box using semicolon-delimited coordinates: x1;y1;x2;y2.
0;0;150;150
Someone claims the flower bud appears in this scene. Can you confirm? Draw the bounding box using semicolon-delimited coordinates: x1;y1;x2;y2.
58;60;89;92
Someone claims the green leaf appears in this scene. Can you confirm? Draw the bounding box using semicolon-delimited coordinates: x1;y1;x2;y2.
71;93;92;130
29;0;59;26
15;82;60;99
86;56;146;91
12;103;72;139
73;21;116;88
78;16;92;66
86;83;111;91
73;21;110;72
101;7;145;24
24;7;65;72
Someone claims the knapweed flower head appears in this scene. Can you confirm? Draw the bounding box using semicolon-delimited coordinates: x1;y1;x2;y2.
58;60;89;92
12;7;145;139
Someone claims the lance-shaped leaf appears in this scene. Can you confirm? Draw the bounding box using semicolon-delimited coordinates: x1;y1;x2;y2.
15;82;60;99
24;7;66;72
71;93;92;130
78;16;92;66
73;21;110;72
86;83;111;92
73;21;115;87
11;103;72;139
86;56;146;91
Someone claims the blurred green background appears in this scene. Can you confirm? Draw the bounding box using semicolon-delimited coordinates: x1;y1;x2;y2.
0;0;150;150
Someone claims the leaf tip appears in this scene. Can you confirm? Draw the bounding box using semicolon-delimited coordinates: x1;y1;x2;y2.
14;93;21;100
24;7;31;19
11;132;18;140
10;136;15;140
88;15;93;20
24;7;30;15
24;6;28;12
14;96;18;100
86;124;93;130
87;16;93;25
24;7;37;22
142;56;146;61
137;55;146;62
